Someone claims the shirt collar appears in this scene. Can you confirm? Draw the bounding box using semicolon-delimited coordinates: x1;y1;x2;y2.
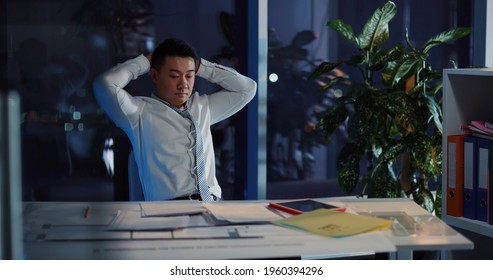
152;92;189;112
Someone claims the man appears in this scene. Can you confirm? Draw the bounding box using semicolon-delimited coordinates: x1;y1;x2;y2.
93;38;257;201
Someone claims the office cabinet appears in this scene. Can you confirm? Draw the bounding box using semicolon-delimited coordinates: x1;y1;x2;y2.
442;68;493;237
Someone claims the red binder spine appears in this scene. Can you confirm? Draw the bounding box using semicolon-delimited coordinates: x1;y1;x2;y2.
447;134;465;217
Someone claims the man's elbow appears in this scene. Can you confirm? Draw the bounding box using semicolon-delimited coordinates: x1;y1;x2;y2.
92;73;115;95
245;79;257;102
92;74;115;105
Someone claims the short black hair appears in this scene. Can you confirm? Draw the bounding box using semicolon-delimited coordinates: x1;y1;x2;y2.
151;38;199;70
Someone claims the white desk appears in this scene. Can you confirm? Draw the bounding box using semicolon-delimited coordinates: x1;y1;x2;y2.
22;198;472;260
329;198;474;259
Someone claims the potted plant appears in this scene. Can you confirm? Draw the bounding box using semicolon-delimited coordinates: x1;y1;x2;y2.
308;1;471;215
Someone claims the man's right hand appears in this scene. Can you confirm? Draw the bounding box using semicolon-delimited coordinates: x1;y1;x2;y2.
146;53;153;64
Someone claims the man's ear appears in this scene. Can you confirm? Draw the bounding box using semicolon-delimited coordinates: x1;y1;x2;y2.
150;68;159;83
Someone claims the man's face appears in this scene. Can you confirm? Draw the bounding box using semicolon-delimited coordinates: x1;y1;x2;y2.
151;56;195;108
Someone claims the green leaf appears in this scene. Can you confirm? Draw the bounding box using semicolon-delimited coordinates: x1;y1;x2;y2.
367;61;384;72
371;90;420;135
409;134;436;176
410;133;442;178
316;76;347;93
308;61;342;80
327;19;358;46
346;54;365;66
375;90;406;115
449;59;458;69
344;82;365;100
413;188;434;213
392;55;423;86
381;61;398;86
394;110;420;134
422;27;471;53
374;142;406;172
375;45;414;86
369;163;399;198
373;45;404;66
434;184;442;217
337;142;364;193
422;93;443;134
319;104;349;139
346;109;371;145
346;93;385;145
358;1;397;52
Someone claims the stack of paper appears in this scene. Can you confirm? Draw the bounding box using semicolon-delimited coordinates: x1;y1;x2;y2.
107;202;210;231
107;202;284;230
108;210;192;230
272;208;392;238
204;203;284;224
462;120;493;140
140;202;205;217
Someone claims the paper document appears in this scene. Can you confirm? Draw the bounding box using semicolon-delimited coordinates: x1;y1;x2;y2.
44;225;131;241
22;203;119;226
272;208;392;238
204;203;283;223
108;210;191;230
140;202;206;217
358;211;416;236
171;225;264;239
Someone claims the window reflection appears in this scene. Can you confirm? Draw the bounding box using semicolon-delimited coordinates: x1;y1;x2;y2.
266;0;472;198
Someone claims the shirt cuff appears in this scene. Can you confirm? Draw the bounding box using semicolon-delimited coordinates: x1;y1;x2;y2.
196;58;216;79
135;54;151;73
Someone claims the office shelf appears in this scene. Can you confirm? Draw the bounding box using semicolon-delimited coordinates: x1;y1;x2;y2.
442;68;493;238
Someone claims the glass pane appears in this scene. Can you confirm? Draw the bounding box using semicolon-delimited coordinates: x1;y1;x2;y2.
266;0;472;199
7;0;243;201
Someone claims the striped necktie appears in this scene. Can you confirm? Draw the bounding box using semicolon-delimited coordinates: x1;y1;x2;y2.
186;113;213;202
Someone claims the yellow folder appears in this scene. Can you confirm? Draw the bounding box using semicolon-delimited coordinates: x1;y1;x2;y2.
272;208;392;238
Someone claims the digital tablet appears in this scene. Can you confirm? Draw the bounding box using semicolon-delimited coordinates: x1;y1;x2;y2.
268;199;345;215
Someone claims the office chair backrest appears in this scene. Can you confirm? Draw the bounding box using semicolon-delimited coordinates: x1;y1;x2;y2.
128;150;145;201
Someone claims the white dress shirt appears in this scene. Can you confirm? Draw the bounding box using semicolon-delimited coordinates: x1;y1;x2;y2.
93;54;257;200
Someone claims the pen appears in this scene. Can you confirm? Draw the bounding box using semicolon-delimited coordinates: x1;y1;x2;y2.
84;207;91;219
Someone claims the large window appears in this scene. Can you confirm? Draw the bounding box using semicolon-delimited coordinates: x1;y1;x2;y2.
266;0;472;198
5;0;474;201
7;0;242;201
